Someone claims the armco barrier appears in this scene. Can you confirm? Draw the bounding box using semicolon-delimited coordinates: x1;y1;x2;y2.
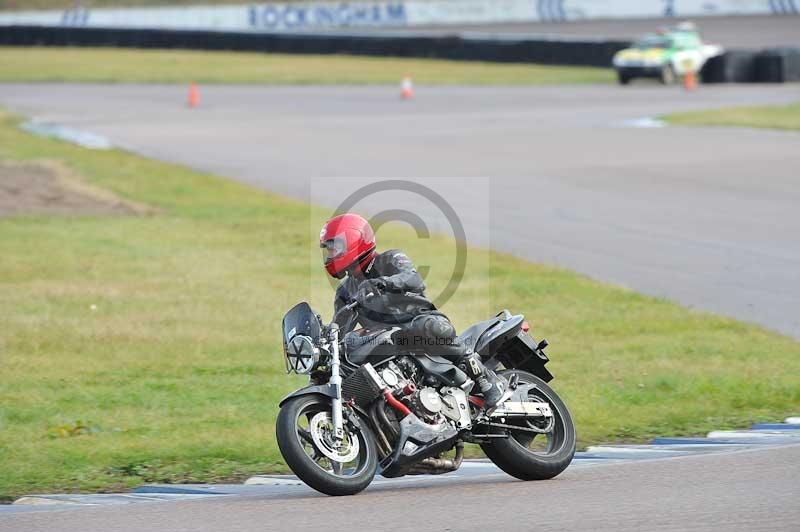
0;25;628;67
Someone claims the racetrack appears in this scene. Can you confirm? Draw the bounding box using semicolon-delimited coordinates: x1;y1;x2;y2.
1;82;798;337
2;444;798;532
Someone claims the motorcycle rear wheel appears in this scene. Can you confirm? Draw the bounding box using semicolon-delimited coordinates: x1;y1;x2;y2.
276;394;378;496
480;370;576;480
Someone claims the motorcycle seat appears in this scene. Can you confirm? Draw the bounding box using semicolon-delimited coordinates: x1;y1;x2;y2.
457;317;501;352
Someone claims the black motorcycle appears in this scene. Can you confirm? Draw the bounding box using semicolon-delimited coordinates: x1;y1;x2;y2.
276;299;576;496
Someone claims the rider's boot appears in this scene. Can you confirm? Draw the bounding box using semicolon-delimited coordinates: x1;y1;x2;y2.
463;352;505;409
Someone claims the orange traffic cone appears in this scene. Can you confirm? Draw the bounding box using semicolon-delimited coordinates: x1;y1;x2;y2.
188;82;200;108
400;75;414;100
683;70;697;91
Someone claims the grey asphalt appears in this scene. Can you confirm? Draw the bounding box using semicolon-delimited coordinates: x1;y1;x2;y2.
366;14;800;48
1;83;798;337
2;444;798;532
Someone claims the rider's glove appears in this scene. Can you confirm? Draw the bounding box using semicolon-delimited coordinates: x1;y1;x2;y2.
355;279;381;307
371;277;388;292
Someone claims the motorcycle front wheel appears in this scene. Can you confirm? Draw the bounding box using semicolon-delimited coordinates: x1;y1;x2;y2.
480;370;576;480
276;394;378;496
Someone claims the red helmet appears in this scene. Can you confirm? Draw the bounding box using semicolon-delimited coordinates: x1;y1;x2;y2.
319;213;376;279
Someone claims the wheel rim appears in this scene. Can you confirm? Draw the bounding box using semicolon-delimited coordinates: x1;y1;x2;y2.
504;375;569;457
294;402;371;478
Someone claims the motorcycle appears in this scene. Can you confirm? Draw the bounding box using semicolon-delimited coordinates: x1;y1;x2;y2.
276;297;576;496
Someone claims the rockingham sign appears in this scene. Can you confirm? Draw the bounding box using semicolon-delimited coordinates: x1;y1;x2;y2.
248;2;406;29
0;0;796;32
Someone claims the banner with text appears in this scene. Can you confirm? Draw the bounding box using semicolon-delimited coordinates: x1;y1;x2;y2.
0;1;795;31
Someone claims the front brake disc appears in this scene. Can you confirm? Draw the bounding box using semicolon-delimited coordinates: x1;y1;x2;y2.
308;411;359;463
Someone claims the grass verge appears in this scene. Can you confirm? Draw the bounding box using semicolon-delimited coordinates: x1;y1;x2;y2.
1;110;799;499
0;46;614;85
664;101;800;131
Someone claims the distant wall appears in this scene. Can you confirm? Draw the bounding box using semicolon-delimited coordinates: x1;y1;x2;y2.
0;1;797;32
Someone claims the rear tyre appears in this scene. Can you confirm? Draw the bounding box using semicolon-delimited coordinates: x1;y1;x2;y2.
660;64;677;85
617;71;632;85
276;394;377;496
480;371;576;481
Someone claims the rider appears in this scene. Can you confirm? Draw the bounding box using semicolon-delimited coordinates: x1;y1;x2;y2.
319;212;505;408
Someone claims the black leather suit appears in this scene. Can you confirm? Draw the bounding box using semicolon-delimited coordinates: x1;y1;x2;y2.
334;249;466;362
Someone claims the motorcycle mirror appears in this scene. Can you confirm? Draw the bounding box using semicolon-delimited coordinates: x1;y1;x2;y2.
537;339;549;351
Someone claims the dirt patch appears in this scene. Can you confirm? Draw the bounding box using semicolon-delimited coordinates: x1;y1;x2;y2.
0;161;154;217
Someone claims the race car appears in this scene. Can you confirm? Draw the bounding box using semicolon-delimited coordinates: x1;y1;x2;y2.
612;23;723;85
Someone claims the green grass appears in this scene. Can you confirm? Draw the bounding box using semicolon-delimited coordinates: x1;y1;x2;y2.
664;101;800;131
0;47;614;85
1;110;799;500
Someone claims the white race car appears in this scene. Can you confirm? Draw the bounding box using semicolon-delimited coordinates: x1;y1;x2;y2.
613;23;724;85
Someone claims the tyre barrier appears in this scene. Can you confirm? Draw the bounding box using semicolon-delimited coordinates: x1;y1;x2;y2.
1;25;798;81
702;48;800;83
755;47;800;82
701;50;760;83
0;25;628;67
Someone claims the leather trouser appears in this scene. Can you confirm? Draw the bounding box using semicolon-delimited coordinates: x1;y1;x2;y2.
397;312;467;362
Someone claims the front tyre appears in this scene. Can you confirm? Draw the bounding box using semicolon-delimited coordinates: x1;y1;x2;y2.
480;371;576;481
276;394;377;496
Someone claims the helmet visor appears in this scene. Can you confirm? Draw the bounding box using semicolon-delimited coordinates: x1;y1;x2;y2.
320;235;347;263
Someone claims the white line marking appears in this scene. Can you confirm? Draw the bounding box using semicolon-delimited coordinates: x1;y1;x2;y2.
616;117;667;128
244;476;304;486
707;430;800;439
20;121;113;150
585;446;691;454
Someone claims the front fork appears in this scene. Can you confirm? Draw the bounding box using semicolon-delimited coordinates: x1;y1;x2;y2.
327;323;345;441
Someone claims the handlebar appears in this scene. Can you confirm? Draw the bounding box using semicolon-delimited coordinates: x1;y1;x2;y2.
330;292;374;326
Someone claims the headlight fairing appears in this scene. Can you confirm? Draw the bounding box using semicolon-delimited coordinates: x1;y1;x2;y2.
285;334;320;374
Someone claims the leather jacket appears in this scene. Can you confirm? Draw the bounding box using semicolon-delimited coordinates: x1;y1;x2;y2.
334;249;435;332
